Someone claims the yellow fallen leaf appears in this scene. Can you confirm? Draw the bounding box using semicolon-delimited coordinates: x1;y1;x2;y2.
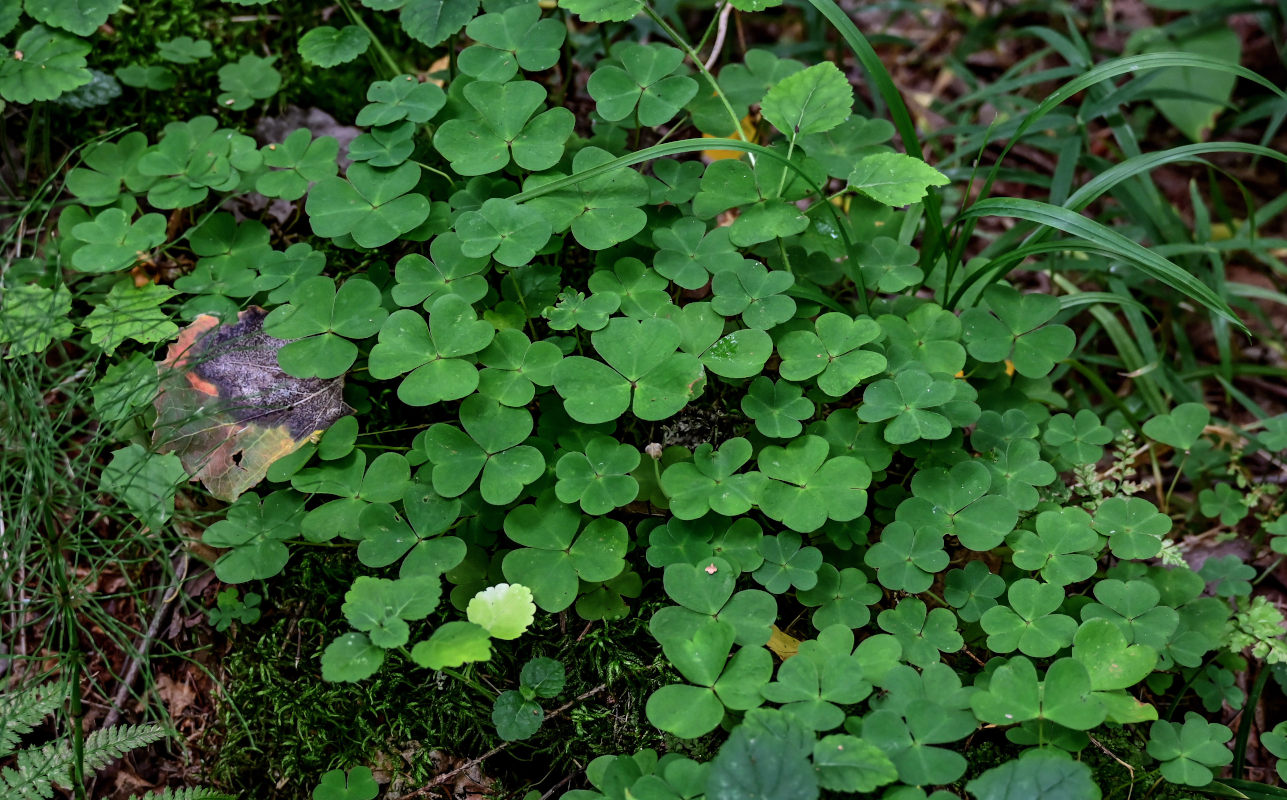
766;624;801;660
702;114;758;161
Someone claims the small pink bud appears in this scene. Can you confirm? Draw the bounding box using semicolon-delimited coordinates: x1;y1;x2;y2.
645;442;663;460
705;563;718;575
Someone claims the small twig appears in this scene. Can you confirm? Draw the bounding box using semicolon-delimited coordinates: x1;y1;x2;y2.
1088;733;1135;800
538;771;578;800
102;553;187;729
703;1;734;72
401;684;610;799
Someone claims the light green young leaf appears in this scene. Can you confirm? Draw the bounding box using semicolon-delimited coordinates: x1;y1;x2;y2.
848;152;949;207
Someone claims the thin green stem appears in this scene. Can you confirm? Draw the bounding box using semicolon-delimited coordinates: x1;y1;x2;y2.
337;0;400;78
643;5;748;147
1232;665;1270;777
439;666;496;700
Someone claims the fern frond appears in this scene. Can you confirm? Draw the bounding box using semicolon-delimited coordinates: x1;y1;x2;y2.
79;722;166;775
0;683;61;758
2;741;69;800
131;787;237;800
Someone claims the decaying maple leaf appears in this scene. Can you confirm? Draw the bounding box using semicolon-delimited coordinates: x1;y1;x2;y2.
153;307;350;501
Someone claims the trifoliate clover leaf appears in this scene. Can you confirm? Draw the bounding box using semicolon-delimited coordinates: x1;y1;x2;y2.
667;302;773;380
135;117;262;209
710;260;796;329
391;234;490;309
761;626;885;731
521;147;648;250
555;435;640;514
654;561;776;647
320;633;385;682
1265;722;1287;781
400;0;480;47
262;276;387;379
65;131;148;206
752;531;822;593
847;152;949;207
813;734;897;793
662;558;736;616
502;492;628;611
588;42;697;127
553;316;705;423
856;237;922;293
202;490;306;583
493;689;544;741
455;197;551;268
299;24;370;67
760;61;852;141
576;570;643;621
898;459;1018;551
1198;482;1248;526
798;565;881;631
351;499;466;577
342;575;442;648
1142;402;1209;452
879;303;966;376
356;74;445;126
467;582;536;639
692;156;818;247
217;54;281;110
972;408;1040;452
660;437;766;520
0;25;91;103
423;395;544;504
410;620;494;669
778;313;886;396
1044;409;1113;465
652;218;743;290
558;0;642;23
689;49;804;135
1258;414;1287;453
434;79;573;175
858;368;958;444
157;36;212;63
313;766;379;800
586;257;670;319
757;434;870;533
973;655;1105;731
980;578;1077;658
943;560;1005;623
646;517;765;574
983;439;1055;510
741;377;813;438
648;158;705;204
293;450;412;544
255;242;327;303
306;161;431;248
116;64;175;91
369;298;494;406
1198;554;1254;598
477;328;561;406
69;208;166;273
1007;507;1098;586
0;283;73;357
256;129;340;200
961;285;1075;378
876;598;962;667
101;444;186;531
1092;496;1171;561
864;521;948;594
1147;713;1233;787
187;213;271;275
83;279;178;354
458;3;564;82
966;750;1097;800
543;289;619;331
809;408;893;471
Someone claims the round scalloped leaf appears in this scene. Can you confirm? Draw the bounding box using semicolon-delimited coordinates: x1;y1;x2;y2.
466;583;536;640
320;632;385;682
0;25;92;104
26;0;122;36
299;25;370;68
493;690;544;741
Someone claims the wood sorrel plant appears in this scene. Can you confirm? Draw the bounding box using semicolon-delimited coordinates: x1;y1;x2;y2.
5;0;1287;795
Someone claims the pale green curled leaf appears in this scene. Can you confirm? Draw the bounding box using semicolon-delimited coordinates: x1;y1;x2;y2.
760;61;853;140
1072;618;1158;691
0;283;73;357
0;25;91;103
101;444;187;531
958;197;1246;332
299;25;370;67
410;621;494;669
848;152;948;207
1143;27;1239;142
467;583;536;639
